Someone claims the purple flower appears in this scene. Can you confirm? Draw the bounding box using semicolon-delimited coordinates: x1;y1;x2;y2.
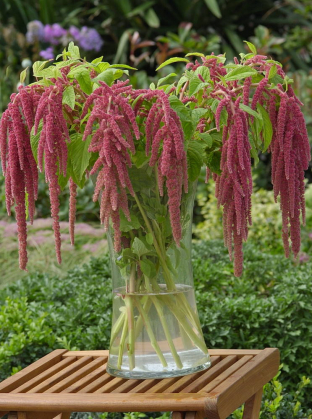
69;26;81;41
39;47;54;60
299;252;309;264
77;27;103;52
26;20;45;43
44;24;66;45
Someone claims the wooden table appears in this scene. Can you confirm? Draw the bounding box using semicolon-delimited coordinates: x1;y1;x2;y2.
0;348;279;419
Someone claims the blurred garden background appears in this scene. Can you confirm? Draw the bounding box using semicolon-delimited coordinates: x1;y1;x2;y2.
1;0;312;417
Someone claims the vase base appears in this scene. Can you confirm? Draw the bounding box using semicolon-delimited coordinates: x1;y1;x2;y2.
106;352;211;379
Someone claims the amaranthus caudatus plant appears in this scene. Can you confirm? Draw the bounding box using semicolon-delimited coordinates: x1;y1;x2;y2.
0;42;310;278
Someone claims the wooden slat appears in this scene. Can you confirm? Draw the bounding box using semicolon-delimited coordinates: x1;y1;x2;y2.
60;361;108;393
208;350;261;357
0;393;211;412
77;372;113;393
210;348;279;419
27;357;93;394
164;356;222;394
111;379;143;393
201;356;253;393
180;356;237;394
95;377;127;393
0;350;68;393
11;358;76;394
62;351;109;358
146;356;221;394
45;357;106;393
242;389;263;419
128;379;160;393
172;412;184;419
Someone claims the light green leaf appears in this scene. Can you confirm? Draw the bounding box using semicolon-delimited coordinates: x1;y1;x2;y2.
268;64;277;80
109;64;137;70
191;108;207;127
257;103;273;152
30;123;42;163
144;8;160;28
62;85;75;110
188;77;202;96
33;60;49;77
225;66;258;81
244;41;257;54
195;66;210;81
204;0;221;18
68;133;92;182
169;96;192;121
156;57;189;71
157;73;177;87
239;104;263;121
132;238;150;258
76;69;92;94
93;68;114;86
20;67;28;83
185;52;205;57
91;57;104;65
68;42;80;59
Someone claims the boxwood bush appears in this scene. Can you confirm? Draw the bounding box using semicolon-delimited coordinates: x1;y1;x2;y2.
0;240;311;416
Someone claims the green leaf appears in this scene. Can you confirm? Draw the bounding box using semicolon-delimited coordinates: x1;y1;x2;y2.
68;42;80;59
157;73;177;87
257;103;273;152
224;66;258;81
187;141;204;181
144;8;160;28
30;124;42;163
120;212;141;232
156;57;189;71
132;238;150;258
188;77;202;96
268;64;277;80
195;66;210;82
62;85;75;110
33;61;49;77
244;41;257;54
239;104;263;121
109;64;137;70
204;0;221;18
191;108;207;127
206;150;221;175
176;76;188;94
169;96;192;121
248;133;259;165
146;233;153;245
199;133;213;147
92;69;115;86
140;259;157;278
91;57;104;65
68;133;92;182
132;151;149;168
270;74;284;85
185;52;205;57
20;67;28;83
74;68;92;94
96;62;110;73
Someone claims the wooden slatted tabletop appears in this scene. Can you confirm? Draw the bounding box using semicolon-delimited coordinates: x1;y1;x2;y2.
0;348;279;419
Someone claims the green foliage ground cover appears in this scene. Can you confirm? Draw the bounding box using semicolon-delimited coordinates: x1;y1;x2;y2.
0;240;311;417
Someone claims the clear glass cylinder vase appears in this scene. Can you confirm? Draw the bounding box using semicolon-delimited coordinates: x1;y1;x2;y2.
106;172;210;379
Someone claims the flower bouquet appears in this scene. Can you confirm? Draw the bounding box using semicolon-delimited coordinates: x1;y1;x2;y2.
0;42;310;378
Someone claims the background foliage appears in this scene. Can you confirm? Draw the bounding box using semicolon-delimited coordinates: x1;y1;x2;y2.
1;0;312;417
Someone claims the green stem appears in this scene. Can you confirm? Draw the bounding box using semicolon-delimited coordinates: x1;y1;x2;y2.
110;311;126;347
134;297;168;368
129;263;136;293
117;314;128;369
151;295;183;369
134;296;153;340
133;192;175;290
163;296;208;354
125;296;135;370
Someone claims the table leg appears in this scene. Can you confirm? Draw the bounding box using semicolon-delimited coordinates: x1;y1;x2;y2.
242;389;263;419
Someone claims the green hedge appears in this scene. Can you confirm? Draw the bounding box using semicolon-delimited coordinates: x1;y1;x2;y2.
0;240;312;415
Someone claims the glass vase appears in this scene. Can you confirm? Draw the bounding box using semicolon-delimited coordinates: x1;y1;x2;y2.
106;168;210;379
